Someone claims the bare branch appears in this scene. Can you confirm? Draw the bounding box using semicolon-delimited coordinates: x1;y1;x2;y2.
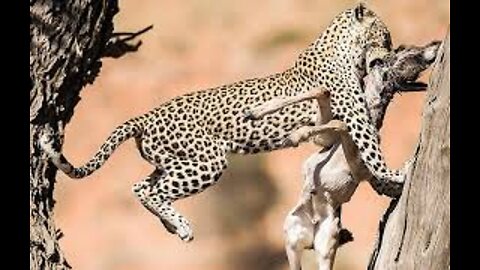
102;24;154;58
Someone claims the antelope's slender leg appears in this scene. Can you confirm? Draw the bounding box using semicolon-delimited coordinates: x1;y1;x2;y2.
244;87;329;120
283;119;347;147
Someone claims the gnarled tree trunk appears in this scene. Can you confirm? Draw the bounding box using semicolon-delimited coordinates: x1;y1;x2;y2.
368;28;450;269
29;1;147;269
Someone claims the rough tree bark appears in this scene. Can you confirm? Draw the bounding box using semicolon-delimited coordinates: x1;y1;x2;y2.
30;1;149;269
368;29;450;269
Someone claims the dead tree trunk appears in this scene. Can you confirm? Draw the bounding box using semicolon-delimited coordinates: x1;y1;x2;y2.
30;1;149;269
368;28;450;269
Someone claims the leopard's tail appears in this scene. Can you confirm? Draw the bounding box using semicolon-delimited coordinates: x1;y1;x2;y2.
40;117;144;179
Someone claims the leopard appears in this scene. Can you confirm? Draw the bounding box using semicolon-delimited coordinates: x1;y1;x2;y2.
40;3;398;242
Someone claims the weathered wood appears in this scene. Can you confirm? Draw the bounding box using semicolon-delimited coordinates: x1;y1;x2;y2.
30;1;119;269
368;28;450;270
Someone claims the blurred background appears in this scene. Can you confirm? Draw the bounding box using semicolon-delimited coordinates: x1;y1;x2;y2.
54;0;449;269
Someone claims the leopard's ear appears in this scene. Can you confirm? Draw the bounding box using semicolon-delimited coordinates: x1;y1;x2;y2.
354;2;367;22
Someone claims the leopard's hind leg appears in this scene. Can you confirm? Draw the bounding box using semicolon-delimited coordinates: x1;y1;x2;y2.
132;139;228;242
132;170;194;241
